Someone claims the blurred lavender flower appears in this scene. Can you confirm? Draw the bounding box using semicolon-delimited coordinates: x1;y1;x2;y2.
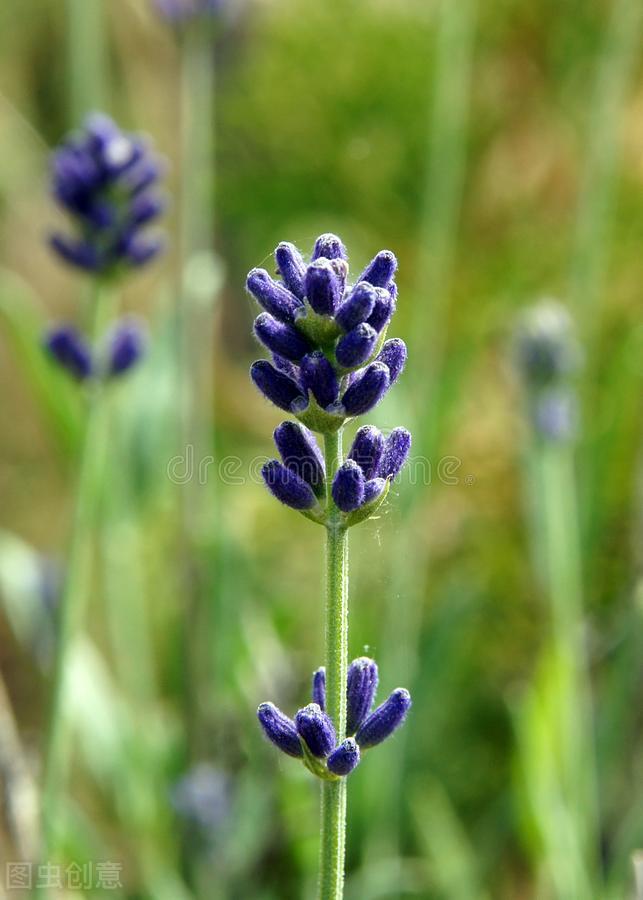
45;318;147;383
515;300;581;442
257;657;410;779
171;763;231;836
153;0;224;23
49;113;165;276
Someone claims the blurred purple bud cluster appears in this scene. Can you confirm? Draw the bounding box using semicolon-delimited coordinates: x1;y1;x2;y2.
45;318;147;382
515;301;581;442
49;113;165;276
153;0;224;23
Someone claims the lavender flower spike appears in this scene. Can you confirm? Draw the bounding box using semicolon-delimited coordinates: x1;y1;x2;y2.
346;657;379;735
327;739;361;776
295;704;336;758
312;667;326;710
262;461;317;511
257;703;303;758
355;688;412;749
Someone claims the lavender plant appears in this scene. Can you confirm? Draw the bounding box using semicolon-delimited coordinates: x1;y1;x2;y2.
514;301;598;898
41;113;165;859
248;234;412;897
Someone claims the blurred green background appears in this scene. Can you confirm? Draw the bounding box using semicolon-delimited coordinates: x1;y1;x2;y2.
1;0;642;897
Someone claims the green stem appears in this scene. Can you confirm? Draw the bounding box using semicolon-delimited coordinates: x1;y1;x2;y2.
319;429;348;900
66;0;107;123
41;280;114;859
533;440;599;898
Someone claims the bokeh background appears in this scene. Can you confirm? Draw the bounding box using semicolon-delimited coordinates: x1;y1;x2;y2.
1;0;642;897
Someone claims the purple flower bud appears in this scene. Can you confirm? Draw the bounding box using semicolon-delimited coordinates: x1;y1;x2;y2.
49;234;102;272
341;363;390;416
363;478;386;505
254;313;311;362
355;688;411;748
274;421;325;495
311;233;347;262
346;657;379;735
379;428;411;479
295;703;336;758
358;250;397;288
108;319;147;377
247;268;303;324
275;242;306;300
332;460;365;513
257;702;303;758
45;326;92;380
335;283;377;332
304;260;341;316
262;460;317;511
335;323;378;369
348;426;384;479
250;361;304;412
377;338;407;384
300;351;339;409
327;738;361;776
312;667;326;710
367;287;396;332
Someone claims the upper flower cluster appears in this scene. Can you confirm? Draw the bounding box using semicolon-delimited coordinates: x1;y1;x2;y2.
257;657;411;780
49;113;165;276
247;234;411;526
514;300;581;442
